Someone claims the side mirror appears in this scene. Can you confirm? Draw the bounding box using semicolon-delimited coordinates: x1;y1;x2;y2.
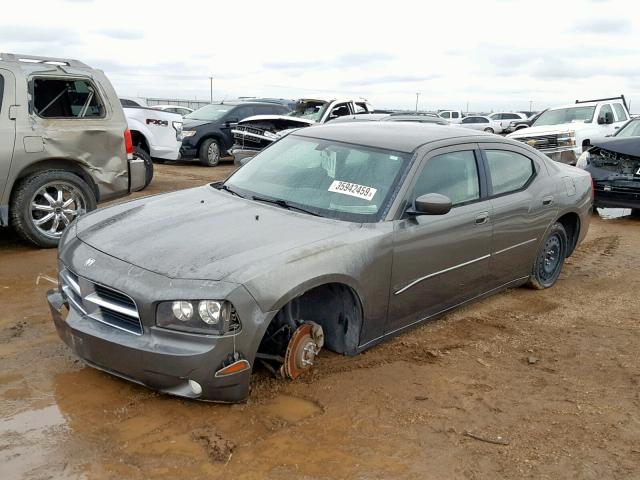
413;193;452;215
226;118;239;127
597;116;605;125
605;112;614;124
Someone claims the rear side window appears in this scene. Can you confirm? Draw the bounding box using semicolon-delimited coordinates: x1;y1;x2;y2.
485;150;534;195
414;151;480;206
613;103;628;122
451;112;459;119
34;78;105;118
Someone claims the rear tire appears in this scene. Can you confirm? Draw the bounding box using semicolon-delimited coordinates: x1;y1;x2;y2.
527;222;568;289
199;138;221;167
10;170;96;248
133;146;154;188
484;127;494;133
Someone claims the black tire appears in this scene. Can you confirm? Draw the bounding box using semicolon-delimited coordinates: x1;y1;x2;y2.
484;127;494;134
199;138;221;167
527;222;568;289
9;170;96;248
133;146;154;188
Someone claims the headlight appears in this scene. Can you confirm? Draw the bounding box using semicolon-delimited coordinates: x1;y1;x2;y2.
576;150;590;169
557;130;576;147
156;300;240;335
182;130;196;138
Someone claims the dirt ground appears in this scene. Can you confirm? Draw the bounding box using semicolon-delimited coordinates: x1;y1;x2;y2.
1;160;639;480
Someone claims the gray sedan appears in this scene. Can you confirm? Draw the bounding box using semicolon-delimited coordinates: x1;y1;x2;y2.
47;122;593;402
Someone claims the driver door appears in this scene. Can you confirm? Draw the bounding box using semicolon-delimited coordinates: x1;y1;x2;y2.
387;145;493;333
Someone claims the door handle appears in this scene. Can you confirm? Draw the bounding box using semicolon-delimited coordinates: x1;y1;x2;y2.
475;212;489;225
542;196;554;206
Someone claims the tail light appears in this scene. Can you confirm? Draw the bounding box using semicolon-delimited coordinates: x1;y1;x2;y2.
124;128;134;160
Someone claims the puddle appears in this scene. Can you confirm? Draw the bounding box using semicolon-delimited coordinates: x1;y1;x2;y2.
261;395;323;423
598;207;634;220
0;404;78;479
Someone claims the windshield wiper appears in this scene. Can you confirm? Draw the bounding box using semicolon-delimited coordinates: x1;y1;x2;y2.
217;184;244;198
251;195;322;217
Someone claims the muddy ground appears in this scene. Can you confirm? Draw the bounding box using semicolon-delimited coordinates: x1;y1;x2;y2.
1;160;639;480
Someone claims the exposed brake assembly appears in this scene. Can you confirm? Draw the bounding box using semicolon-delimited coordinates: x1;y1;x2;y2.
281;322;324;379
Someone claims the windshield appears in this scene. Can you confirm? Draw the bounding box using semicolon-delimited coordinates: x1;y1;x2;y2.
614;119;640;138
185;104;234;121
287;100;329;121
533;106;595;127
224;135;411;222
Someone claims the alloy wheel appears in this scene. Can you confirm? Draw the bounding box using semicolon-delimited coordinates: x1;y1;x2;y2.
29;181;87;239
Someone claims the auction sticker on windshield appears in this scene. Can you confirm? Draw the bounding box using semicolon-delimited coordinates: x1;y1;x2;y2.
328;180;377;201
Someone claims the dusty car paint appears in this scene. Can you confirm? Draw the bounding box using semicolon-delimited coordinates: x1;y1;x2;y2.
48;123;593;402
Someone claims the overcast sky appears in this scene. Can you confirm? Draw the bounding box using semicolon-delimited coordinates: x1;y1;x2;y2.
1;0;637;112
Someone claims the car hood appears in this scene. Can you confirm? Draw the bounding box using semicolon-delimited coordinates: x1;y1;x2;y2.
507;122;590;138
76;186;352;281
182;119;215;129
591;137;640;157
239;114;316;127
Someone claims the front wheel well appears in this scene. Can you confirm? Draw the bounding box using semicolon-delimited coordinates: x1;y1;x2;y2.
556;212;580;256
258;283;363;357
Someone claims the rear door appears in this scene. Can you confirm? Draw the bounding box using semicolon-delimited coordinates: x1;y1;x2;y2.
388;145;493;332
0;69;16;206
480;144;557;286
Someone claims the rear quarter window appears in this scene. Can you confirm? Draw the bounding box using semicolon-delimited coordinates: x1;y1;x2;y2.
485;150;535;196
34;78;105;118
613;103;628;122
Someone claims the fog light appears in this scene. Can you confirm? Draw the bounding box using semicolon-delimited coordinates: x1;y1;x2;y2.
188;379;202;395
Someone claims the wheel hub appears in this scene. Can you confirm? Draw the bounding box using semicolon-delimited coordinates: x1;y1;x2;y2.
30;182;86;239
281;322;324;379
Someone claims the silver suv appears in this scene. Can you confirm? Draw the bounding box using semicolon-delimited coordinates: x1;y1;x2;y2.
0;53;146;247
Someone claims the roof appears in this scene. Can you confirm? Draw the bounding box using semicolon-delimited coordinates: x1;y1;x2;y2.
291;121;484;153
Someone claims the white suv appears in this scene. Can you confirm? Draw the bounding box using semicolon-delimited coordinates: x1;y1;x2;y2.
507;96;630;165
488;112;527;133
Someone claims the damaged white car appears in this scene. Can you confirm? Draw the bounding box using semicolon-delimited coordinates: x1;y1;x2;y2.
231;97;373;164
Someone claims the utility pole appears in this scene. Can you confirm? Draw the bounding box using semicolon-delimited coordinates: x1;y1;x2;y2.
415;92;420;112
209;76;214;103
529;100;533;112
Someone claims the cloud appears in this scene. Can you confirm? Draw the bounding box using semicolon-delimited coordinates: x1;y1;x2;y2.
0;25;79;44
342;74;439;86
98;29;144;40
263;52;395;73
569;18;632;34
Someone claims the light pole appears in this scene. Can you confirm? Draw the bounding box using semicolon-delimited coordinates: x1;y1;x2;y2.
415;92;420;112
529;100;533;112
209;76;214;103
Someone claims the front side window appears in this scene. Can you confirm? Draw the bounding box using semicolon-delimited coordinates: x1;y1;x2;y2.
230;106;254;121
613;103;628;122
225;136;411;222
461;117;474;124
326;103;351;121
485;150;534;196
34;78;104;118
440;112;450;119
354;102;368;113
413;151;480;206
599;104;614;123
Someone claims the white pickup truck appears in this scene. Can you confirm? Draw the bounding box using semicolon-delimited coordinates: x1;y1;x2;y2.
120;102;183;187
507;96;631;165
437;110;465;124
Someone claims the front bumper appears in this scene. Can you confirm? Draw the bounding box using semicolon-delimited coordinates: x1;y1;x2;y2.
47;241;274;402
593;182;640;209
542;147;580;165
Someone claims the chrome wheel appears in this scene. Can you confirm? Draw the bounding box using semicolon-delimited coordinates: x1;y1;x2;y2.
30;181;87;239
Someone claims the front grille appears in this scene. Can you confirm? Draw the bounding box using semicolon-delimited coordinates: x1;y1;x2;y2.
59;268;143;335
514;134;559;150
